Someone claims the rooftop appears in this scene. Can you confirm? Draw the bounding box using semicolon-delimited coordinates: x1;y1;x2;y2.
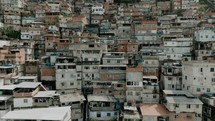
16;82;42;89
140;104;169;116
34;91;59;98
0;85;16;90
163;90;194;98
87;95;116;102
2;106;71;120
60;93;86;103
166;96;203;105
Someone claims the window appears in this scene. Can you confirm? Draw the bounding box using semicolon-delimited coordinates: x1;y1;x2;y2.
71;74;75;78
107;60;110;63
70;82;74;86
127;82;133;86
168;68;172;73
107;113;111;117
207;88;210;92
61;82;65;87
114;112;117;116
210;68;214;72
187;104;191;109
172;85;175;89
97;112;101;117
185;76;187;80
62;74;64;78
145;61;148;64
168;77;172;80
117;60;121;63
117;84;123;87
84;66;89;70
196;105;199;109
153;95;157;99
136;92;140;96
174;104;179;108
127;91;132;96
212;78;215;83
24;99;28;103
93;66;98;69
197;88;201;92
200;68;203;72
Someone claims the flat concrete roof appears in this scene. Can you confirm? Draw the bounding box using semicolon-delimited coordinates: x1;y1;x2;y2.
163;90;194;98
60;93;86;103
140;104;169;116
87;95;116;102
166;96;203;105
2;106;71;121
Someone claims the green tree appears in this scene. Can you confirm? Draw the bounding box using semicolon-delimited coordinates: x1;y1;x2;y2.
0;27;20;39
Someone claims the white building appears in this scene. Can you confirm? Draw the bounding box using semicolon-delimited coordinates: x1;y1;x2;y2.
181;0;199;10
163;38;193;60
163;90;203;121
161;62;182;90
87;95;119;121
2;106;71;121
0;0;25;10
142;76;159;104
55;57;82;94
182;61;215;96
48;1;60;12
195;30;215;42
22;17;36;25
92;4;105;15
122;105;141;121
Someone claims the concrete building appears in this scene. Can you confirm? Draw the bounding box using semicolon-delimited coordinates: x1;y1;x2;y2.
200;93;215;121
162;90;203;121
142;56;159;77
142;76;159;104
87;95;119;121
0;61;18;86
92;3;105;15
55;57;81;94
60;93;86;121
122;105;141;121
193;30;215;60
161;61;182;90
182;61;215;96
194;30;215;42
102;52;128;65
126;63;143;104
163;38;193;60
69;41;107;62
0;85;16;119
13;82;47;108
99;64;126;102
